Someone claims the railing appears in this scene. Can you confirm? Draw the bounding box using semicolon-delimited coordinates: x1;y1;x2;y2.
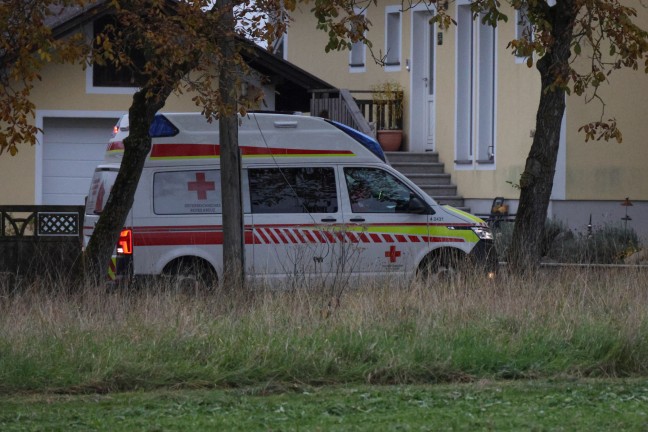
309;89;404;136
1;205;84;282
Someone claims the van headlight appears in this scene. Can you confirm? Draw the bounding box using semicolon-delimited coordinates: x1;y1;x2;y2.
471;226;493;241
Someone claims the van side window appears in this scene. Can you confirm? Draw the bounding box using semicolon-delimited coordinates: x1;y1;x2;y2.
344;167;415;213
154;170;221;214
249;168;338;214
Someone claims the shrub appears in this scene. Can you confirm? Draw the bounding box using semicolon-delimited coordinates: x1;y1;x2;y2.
493;220;640;264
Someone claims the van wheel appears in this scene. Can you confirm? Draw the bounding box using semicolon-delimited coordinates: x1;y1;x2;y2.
162;259;218;294
418;249;463;283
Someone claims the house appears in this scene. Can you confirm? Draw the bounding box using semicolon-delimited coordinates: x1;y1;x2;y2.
0;3;333;207
282;1;648;239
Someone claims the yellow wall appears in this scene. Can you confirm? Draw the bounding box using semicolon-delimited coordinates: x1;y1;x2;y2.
287;1;648;202
0;64;223;205
0;145;36;204
562;1;648;201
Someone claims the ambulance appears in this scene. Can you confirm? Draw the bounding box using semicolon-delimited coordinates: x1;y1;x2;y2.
83;112;497;286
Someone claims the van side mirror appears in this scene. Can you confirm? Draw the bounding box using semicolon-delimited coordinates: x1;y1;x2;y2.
408;196;431;214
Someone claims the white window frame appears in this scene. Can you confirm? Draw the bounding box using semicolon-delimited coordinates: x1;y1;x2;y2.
349;8;367;73
384;6;402;72
515;5;533;64
454;1;497;170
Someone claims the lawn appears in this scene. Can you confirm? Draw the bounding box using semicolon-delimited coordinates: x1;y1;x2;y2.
1;268;648;430
1;380;647;431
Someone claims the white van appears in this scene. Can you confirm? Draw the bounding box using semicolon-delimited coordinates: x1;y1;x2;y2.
84;112;496;286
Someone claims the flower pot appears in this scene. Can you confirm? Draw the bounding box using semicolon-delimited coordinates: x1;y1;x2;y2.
377;130;402;152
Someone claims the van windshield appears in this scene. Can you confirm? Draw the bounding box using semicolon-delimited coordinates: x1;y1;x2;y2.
85;168;118;215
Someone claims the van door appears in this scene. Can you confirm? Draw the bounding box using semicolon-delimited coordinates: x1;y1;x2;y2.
248;166;341;285
340;166;431;277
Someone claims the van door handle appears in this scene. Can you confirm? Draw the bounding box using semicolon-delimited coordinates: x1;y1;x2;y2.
349;218;365;222
321;217;337;222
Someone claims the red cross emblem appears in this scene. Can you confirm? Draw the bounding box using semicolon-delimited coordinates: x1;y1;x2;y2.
385;245;401;263
188;172;215;200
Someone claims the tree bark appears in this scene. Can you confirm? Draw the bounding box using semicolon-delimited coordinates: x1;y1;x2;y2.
217;0;245;289
509;0;577;273
82;88;168;284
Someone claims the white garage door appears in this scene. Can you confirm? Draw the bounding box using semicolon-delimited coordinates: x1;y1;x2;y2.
42;117;118;205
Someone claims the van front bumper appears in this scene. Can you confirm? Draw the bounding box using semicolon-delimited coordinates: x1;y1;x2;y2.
469;239;499;274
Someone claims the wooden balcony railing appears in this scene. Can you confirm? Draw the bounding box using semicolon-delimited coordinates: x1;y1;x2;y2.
309;89;403;136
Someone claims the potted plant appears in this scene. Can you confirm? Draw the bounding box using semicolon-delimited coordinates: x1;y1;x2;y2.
371;80;404;151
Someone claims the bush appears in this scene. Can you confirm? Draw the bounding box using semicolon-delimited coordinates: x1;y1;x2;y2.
493;220;640;264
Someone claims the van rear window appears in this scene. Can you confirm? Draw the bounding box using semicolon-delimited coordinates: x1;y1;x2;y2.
86;169;118;215
249;168;338;214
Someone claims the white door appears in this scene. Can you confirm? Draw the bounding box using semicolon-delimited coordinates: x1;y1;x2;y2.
42;117;118;204
340;165;430;277
410;10;436;152
247;166;341;285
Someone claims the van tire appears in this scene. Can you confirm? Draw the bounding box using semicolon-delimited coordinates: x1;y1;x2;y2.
162;258;218;294
418;248;463;283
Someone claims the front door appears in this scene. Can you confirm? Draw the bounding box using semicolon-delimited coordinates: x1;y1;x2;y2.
411;10;436;152
340;166;430;278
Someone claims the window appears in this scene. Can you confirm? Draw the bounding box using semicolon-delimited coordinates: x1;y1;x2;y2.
344;167;416;213
456;2;497;166
350;41;365;68
249;168;338;214
154;170;221;215
385;8;401;69
515;5;533;61
92;15;145;88
273;33;288;61
349;9;366;71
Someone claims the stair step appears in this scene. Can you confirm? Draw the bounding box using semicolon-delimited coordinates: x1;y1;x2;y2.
419;184;458;196
385;151;439;164
390;162;445;174
433;196;465;208
387;151;470;212
402;173;452;185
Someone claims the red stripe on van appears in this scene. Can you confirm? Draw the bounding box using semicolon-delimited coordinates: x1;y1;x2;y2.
429;237;465;243
149;144;354;159
151;144;220;158
282;229;298;244
303;230;317;243
312;231;327;243
241;147;354;157
134;231;224;246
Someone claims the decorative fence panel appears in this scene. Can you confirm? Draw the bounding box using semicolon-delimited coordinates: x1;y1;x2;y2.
0;205;84;281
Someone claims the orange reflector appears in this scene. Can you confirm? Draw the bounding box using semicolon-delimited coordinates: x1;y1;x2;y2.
117;229;133;255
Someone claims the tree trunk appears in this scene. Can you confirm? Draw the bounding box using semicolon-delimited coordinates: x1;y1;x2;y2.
509;1;577;272
217;0;245;289
82;88;168;284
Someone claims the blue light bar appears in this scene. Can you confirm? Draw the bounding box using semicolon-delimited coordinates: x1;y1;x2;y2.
326;120;386;162
149;115;179;138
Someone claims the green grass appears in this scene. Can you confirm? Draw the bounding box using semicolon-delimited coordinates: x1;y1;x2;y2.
1;268;648;394
1;379;647;431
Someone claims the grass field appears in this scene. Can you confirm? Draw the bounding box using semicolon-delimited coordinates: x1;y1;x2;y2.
0;268;647;429
1;379;647;431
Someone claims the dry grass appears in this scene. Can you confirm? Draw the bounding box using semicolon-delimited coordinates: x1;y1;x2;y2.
1;268;647;393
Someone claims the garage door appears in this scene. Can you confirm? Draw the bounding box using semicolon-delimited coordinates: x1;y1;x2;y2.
42;117;118;205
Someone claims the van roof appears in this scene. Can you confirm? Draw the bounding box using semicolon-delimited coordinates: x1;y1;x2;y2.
106;112;385;165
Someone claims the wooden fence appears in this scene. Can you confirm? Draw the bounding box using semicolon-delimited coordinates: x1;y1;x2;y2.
0;205;84;282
